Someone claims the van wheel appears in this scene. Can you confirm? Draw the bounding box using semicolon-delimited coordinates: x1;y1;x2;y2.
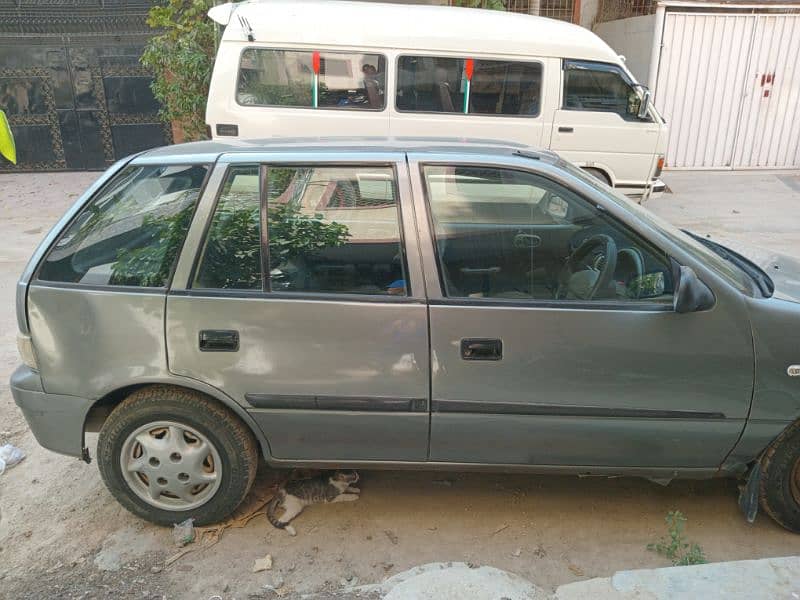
97;386;258;526
759;421;800;532
581;167;611;186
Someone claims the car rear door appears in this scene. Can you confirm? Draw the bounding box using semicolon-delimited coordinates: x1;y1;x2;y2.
408;151;754;470
166;151;430;462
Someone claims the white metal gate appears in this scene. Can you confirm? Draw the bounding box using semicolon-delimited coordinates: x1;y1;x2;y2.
655;12;800;169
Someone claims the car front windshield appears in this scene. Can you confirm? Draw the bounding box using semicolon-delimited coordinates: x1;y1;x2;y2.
557;159;753;293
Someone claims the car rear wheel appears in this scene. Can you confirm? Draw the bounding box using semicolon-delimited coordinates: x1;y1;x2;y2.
97;386;258;526
759;421;800;532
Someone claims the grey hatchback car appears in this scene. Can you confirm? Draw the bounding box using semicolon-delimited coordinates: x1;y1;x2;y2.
11;139;800;531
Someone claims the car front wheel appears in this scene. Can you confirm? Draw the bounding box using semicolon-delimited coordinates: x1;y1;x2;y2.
760;421;800;533
97;386;258;526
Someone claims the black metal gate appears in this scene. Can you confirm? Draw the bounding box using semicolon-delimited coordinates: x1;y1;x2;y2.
0;3;171;172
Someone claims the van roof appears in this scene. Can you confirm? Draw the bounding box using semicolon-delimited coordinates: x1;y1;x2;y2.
136;136;558;161
213;0;620;63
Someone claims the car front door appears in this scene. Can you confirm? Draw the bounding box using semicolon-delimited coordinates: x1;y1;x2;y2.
167;153;430;462
409;153;753;470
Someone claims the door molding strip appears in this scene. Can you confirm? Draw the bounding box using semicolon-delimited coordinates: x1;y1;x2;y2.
246;393;428;412
432;399;726;420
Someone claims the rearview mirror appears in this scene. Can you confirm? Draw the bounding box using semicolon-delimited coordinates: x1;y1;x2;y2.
674;266;715;313
544;195;569;219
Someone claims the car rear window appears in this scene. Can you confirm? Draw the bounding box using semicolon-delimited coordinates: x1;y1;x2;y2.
37;164;208;287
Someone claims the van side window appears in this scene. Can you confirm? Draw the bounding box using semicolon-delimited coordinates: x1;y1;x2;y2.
396;56;542;116
563;60;647;121
37;164;207;287
195;165;262;290
266;166;407;296
237;48;387;110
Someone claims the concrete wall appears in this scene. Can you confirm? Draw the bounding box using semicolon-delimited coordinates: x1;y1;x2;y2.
593;14;657;84
579;0;599;28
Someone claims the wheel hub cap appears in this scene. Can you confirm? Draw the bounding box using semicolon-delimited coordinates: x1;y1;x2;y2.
120;421;222;511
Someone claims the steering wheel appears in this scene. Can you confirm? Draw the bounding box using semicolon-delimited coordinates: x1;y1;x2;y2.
556;234;618;300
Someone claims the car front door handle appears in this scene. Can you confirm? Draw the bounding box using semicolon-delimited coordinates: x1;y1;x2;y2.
558;126;574;133
461;338;503;361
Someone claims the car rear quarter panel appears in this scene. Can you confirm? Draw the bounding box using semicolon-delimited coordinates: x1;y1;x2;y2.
27;285;168;398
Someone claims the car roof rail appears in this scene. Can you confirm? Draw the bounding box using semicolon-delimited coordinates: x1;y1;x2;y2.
513;149;542;160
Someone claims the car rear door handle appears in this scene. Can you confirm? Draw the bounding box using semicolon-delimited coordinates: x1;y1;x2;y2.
558;126;574;133
199;329;239;352
461;338;503;361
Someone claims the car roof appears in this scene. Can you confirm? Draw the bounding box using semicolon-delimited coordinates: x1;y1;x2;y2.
211;0;620;64
135;137;559;162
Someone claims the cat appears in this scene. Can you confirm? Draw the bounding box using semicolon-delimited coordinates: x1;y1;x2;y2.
266;470;360;536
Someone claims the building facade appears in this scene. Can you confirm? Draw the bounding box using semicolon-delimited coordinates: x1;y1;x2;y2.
0;0;171;172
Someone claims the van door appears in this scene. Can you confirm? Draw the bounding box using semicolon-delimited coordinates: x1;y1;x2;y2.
410;156;753;470
166;154;430;462
550;60;660;192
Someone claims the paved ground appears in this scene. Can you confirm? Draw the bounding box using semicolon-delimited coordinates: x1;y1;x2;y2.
0;168;799;599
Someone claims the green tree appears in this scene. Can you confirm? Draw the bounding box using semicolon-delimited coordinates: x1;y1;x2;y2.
451;0;506;10
141;0;215;141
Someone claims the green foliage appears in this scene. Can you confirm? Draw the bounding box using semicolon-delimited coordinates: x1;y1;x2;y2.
200;198;262;289
647;511;707;566
110;201;195;287
140;0;215;141
451;0;506;9
268;203;350;271
196;194;350;290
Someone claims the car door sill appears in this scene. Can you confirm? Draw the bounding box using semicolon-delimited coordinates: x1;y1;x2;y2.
264;458;722;479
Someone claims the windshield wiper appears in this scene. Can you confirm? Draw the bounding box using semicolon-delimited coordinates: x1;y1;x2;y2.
683;231;774;297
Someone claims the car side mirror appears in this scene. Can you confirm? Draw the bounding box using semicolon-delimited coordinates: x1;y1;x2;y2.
674;265;715;313
628;87;651;120
637;88;651;120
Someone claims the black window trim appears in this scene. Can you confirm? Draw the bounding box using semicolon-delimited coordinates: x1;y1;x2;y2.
560;58;652;122
235;46;389;112
394;53;544;119
418;161;676;313
191;161;415;301
33;162;213;292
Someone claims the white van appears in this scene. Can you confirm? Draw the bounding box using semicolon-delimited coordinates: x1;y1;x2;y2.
206;0;667;200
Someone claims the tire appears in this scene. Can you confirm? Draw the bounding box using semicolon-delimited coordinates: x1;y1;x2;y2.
581;167;612;186
97;385;258;526
759;421;800;533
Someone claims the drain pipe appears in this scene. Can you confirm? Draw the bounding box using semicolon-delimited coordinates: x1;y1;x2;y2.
648;3;667;97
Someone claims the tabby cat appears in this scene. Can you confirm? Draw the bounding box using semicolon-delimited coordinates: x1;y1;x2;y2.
266;470;360;536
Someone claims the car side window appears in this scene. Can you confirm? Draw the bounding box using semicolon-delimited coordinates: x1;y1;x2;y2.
37;164;208;287
195;165;262;290
563;60;648;121
266;166;407;296
423;165;674;303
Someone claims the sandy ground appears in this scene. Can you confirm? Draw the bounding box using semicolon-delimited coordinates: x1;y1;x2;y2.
1;169;799;599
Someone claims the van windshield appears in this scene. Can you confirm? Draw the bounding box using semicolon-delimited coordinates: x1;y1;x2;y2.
557;159;755;294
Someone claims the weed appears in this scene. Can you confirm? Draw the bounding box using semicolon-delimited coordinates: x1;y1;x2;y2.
647;510;707;566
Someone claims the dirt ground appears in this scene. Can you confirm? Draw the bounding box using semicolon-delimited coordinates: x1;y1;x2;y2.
1;170;800;600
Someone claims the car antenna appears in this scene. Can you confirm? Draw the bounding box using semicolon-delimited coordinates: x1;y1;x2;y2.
238;15;255;42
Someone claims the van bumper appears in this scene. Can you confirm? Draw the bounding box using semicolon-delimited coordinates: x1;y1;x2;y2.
10;365;92;459
650;178;666;199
